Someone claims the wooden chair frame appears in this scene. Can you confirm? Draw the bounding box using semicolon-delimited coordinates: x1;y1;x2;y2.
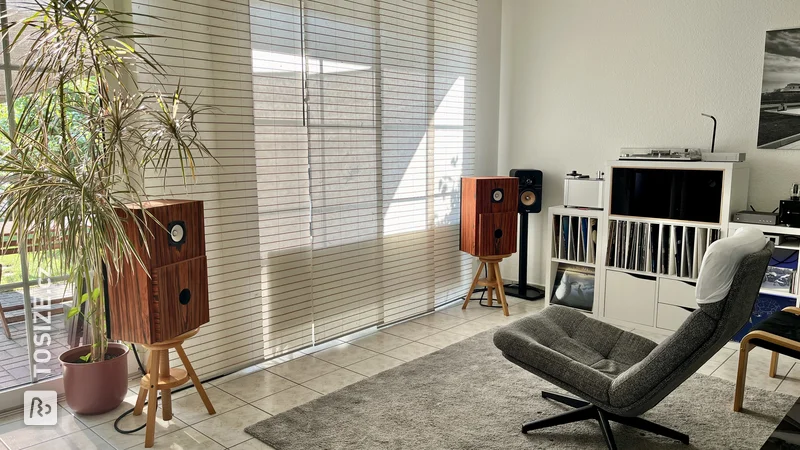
733;306;800;412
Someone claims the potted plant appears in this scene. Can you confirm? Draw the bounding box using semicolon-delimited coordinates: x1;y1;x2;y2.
0;1;210;414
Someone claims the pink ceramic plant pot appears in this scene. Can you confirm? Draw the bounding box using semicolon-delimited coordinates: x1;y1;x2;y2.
59;343;129;415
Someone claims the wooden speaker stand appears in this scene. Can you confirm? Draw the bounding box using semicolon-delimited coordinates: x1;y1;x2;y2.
462;255;511;316
132;328;215;448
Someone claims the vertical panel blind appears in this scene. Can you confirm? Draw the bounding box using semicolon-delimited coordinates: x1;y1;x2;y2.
251;0;477;357
132;0;266;376
130;0;476;368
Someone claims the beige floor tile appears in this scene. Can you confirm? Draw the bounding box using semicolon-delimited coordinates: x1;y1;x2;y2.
312;343;378;367
0;410;22;427
303;368;366;395
0;406;85;450
229;438;278;450
697;348;735;376
256;351;307;370
267;356;339;384
475;307;534;327
383;342;439;362
722;340;741;352
438;302;496;321
447;319;498;337
126;427;223;450
61;391;141;428
381;321;439;341
710;347;793;393
411;312;468;330
127;377;143;391
508;300;546;314
338;327;378;342
215;369;297;402
250;385;322;415
299;339;345;355
25;429;112;450
170;383;211;401
420;330;469;349
349;332;412;353
206;365;265;387
346;354;405;377
171;387;244;425
500;294;526;306
776;355;800;397
192;405;269;448
91;410;186;449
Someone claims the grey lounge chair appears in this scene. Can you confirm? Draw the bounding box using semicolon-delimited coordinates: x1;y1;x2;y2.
493;243;772;449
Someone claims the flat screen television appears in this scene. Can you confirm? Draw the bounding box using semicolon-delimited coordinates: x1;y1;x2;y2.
610;168;723;223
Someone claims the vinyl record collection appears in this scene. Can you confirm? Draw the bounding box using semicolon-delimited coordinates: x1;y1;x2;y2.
606;220;721;280
551;214;598;264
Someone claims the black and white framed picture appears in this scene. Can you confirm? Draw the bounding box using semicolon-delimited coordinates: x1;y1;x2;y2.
758;28;800;149
550;263;594;312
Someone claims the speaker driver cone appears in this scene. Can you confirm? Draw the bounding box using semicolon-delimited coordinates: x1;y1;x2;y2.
520;190;536;206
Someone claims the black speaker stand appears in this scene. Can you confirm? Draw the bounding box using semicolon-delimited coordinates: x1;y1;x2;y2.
504;213;544;301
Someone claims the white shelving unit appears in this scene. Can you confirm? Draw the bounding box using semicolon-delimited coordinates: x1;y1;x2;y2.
730;222;800;306
545;207;604;315
591;160;749;334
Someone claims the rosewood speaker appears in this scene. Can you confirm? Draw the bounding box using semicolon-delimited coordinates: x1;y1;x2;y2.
460;177;518;257
105;200;209;345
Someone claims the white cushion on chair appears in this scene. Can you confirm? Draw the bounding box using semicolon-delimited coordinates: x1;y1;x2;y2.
696;227;766;304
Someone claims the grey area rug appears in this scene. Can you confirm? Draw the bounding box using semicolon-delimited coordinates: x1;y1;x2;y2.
245;329;796;450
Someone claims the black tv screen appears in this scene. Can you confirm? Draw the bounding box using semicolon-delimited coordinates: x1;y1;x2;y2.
610;168;723;223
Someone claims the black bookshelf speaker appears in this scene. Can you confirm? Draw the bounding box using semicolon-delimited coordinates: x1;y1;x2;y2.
509;169;543;214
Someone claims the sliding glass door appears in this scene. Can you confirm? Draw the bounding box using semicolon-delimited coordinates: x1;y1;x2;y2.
250;0;477;358
0;0;74;394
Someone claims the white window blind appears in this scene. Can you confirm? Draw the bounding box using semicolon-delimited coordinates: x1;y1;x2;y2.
132;0;266;377
251;0;477;357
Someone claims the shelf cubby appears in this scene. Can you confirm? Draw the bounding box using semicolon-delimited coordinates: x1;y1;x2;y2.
606;219;721;281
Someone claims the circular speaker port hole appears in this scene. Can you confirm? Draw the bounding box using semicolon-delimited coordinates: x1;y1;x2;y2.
494;229;503;239
179;289;191;305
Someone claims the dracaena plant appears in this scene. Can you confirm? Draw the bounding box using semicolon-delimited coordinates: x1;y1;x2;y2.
0;0;211;362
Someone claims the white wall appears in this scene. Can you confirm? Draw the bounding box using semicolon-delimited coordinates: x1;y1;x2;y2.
497;0;800;285
476;0;503;176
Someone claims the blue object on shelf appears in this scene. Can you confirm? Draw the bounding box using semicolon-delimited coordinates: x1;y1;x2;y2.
732;294;795;342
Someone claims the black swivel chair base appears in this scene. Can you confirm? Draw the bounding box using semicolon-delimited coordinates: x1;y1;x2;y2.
523;391;690;450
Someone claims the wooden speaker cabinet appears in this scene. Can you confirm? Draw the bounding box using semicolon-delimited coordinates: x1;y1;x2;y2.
105;200;209;345
460;177;519;257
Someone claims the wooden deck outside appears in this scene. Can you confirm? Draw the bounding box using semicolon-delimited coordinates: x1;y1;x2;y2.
0;282;71;391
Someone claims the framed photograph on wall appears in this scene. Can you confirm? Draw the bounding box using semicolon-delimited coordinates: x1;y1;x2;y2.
758;27;800;149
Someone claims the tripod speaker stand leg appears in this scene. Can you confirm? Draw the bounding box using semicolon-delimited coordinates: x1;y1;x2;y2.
491;262;510;316
462;256;511;316
462;262;485;310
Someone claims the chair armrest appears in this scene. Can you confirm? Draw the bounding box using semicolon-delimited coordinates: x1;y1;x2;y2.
782;306;800;316
742;330;800;353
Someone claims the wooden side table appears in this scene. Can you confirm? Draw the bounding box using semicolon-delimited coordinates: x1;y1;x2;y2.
132;328;215;447
462;254;511;316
